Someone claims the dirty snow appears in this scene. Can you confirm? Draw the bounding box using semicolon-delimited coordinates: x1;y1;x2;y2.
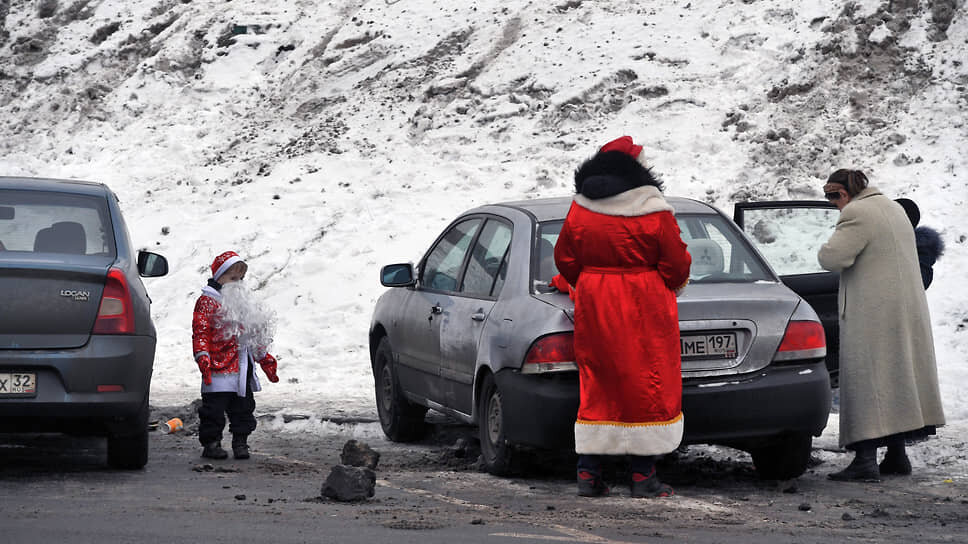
1;1;966;474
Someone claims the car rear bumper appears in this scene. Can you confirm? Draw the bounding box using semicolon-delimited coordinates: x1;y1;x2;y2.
494;369;579;450
0;335;155;435
494;360;831;450
681;360;831;446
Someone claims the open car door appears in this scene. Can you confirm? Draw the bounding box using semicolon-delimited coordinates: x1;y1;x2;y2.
733;201;841;386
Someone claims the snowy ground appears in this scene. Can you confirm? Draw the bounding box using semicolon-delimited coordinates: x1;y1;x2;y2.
1;1;966;472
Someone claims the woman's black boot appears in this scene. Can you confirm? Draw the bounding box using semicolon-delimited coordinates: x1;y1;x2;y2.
879;439;912;476
828;447;880;482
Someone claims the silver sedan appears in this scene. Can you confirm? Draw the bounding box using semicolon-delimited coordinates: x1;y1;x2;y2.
370;196;831;479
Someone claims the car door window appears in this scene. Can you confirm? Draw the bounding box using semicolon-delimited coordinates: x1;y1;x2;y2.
535;222;561;284
461;219;512;298
422;218;482;292
739;207;839;275
491;253;509;296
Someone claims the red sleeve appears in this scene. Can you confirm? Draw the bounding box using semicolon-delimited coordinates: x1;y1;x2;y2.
192;296;217;359
550;274;576;300
553;205;581;286
655;211;691;290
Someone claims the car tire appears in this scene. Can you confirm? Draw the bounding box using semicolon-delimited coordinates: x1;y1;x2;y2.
478;372;515;476
750;432;812;480
374;337;427;442
107;395;149;470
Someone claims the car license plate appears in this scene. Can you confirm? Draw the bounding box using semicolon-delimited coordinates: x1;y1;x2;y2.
680;334;737;359
0;372;37;396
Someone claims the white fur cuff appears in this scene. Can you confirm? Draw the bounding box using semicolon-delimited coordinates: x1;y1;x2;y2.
574;414;684;456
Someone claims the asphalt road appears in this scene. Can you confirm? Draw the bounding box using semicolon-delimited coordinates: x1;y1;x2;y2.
1;412;966;544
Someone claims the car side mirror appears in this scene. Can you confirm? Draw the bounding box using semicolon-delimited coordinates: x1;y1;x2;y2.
138;251;169;277
380;263;415;287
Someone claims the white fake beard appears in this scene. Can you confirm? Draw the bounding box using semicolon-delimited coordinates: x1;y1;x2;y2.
216;281;277;358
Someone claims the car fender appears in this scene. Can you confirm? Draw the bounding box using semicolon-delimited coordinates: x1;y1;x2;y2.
470;294;573;423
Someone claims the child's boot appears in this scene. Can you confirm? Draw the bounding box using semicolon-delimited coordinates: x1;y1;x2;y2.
232;434;250;460
202;441;228;460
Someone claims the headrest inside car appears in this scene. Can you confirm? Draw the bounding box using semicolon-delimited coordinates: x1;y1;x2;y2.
33;221;87;254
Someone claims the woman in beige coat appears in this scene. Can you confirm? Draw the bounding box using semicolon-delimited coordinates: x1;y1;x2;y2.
818;169;945;481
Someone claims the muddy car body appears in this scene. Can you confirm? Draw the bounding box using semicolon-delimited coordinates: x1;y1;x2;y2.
0;177;168;469
370;196;831;479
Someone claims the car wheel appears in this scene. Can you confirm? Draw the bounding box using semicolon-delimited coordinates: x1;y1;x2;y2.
107;395;149;470
478;372;515;476
373;337;427;442
750;432;812;480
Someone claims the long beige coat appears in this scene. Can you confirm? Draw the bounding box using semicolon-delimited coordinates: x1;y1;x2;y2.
818;187;945;447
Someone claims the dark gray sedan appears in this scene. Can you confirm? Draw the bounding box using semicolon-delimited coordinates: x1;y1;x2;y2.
0;177;167;469
370;196;831;479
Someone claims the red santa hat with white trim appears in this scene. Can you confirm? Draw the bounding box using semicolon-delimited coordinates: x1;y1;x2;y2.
599;135;648;166
211;251;244;281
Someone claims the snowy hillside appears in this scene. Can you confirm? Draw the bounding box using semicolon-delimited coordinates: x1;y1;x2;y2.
1;0;966;437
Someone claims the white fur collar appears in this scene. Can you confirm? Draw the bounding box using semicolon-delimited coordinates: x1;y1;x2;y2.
573;185;674;217
202;285;222;300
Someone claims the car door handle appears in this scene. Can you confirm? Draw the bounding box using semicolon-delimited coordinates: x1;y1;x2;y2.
430;304;443;315
471;311;486;322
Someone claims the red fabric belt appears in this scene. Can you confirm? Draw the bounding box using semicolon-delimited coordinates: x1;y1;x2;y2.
583;266;656;274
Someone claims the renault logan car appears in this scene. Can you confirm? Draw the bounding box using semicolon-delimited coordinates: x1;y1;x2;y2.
370;196;831;479
0;177;168;469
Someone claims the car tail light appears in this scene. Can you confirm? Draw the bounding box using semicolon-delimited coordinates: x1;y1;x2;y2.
93;268;135;334
522;333;577;374
773;321;826;362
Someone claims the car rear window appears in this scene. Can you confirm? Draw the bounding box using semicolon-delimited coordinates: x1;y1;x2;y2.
0;189;116;258
535;214;772;286
676;214;772;283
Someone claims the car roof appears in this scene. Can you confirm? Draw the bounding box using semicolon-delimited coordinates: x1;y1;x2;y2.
0;176;110;197
490;195;719;222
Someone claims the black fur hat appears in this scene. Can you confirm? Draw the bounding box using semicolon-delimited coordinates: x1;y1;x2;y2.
574;150;663;200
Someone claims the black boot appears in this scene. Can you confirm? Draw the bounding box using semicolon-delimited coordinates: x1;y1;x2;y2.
232;434;250;460
577;470;609;497
630;467;675;498
828;447;880;482
879;447;912;476
201;441;228;460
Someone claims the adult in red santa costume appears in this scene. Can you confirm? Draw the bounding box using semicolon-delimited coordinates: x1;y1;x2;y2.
554;137;691;498
193;251;279;460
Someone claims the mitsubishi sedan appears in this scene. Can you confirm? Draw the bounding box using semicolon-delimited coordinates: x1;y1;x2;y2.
370;196;831;479
0;177;168;469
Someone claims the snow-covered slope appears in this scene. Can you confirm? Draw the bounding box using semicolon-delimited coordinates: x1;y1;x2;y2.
1;1;966;433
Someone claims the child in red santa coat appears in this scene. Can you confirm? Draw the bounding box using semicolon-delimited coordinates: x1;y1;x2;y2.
192;251;280;460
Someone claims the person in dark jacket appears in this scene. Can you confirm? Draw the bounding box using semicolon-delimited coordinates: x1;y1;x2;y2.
894;198;945;289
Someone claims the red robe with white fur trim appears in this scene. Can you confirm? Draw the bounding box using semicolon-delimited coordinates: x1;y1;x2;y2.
554;186;691;456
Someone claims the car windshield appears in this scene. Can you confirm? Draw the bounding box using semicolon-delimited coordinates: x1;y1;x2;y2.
0;190;116;258
534;214;772;289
